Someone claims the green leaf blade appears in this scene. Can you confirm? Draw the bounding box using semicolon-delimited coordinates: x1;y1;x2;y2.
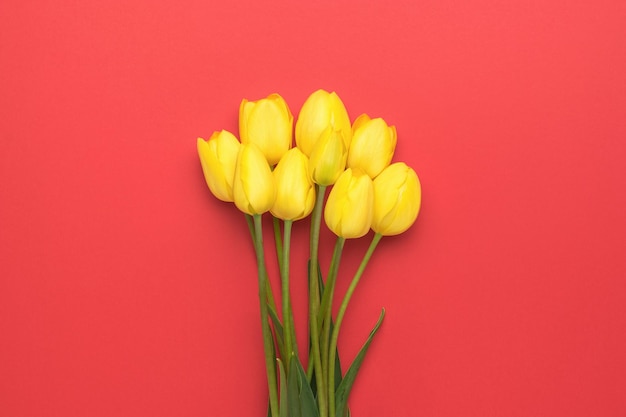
267;304;285;362
334;309;385;417
294;356;319;417
278;359;288;417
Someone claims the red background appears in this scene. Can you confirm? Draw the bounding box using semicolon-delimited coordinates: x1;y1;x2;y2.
1;1;625;416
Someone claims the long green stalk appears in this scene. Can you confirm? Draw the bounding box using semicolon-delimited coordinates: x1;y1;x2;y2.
246;214;278;313
281;219;295;368
273;216;284;273
309;184;328;417
328;233;383;417
253;214;280;417
321;237;345;392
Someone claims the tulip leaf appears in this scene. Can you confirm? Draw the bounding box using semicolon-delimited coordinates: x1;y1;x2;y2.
316;259;325;291
305;259;325;298
267;337;278;417
306;259;319;385
332;330;344;392
334;309;385;417
316;262;344;392
267;303;285;362
287;354;302;417
287;354;320;417
317;265;329;328
278;359;288;417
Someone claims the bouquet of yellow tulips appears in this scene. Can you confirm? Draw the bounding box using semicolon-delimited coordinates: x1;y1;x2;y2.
197;90;421;417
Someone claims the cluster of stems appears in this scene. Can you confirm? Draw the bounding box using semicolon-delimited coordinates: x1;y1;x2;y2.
248;185;383;417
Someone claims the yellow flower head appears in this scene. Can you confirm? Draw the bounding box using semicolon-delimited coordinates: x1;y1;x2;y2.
271;148;316;221
295;89;351;157
371;163;421;236
324;168;374;239
233;143;276;215
308;127;348;186
347;114;397;178
239;93;293;166
197;131;241;202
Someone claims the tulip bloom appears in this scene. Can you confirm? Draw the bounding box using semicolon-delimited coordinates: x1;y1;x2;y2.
371;163;421;236
324;168;374;239
197;131;241;202
295;89;352;157
347;114;397;178
271;148;316;221
308;127;348;186
233;143;276;215
239;93;293;165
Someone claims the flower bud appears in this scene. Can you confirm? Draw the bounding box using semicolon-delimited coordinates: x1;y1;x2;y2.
295;89;352;156
233;143;276;215
239;93;293;165
197;131;240;202
371;163;421;236
308;127;348;186
347;114;397;178
324;168;374;239
271;148;316;221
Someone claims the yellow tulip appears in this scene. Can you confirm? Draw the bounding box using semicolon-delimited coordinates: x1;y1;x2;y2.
308;127;348;186
295;89;352;156
347;114;397;178
271;148;316;221
197;131;240;202
233;143;276;215
324;168;374;239
239;93;293;165
371;163;421;236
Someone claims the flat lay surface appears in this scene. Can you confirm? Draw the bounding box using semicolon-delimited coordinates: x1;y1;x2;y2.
1;1;625;416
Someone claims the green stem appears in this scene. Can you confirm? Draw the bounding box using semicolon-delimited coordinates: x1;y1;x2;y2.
281;220;295;367
246;214;278;313
321;237;345;394
253;214;280;417
245;213;255;242
273;216;284;273
328;233;383;417
308;184;328;417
